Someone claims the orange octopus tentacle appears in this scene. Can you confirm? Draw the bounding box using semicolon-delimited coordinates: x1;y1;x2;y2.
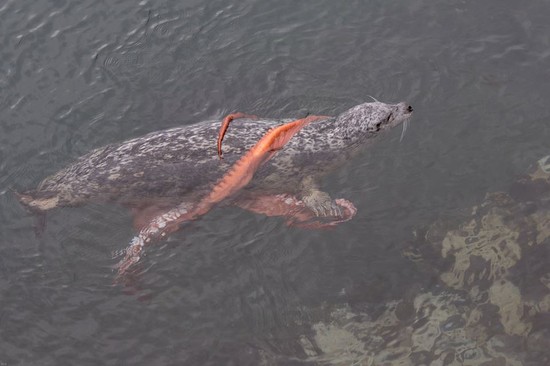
116;115;325;276
206;115;325;210
217;113;330;159
217;113;257;158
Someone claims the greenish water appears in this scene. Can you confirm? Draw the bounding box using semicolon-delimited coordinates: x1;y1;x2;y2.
0;0;549;365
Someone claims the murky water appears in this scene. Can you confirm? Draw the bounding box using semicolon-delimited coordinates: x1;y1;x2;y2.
1;0;549;365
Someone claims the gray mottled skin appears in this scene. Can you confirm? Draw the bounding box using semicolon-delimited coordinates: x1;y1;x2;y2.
19;101;412;216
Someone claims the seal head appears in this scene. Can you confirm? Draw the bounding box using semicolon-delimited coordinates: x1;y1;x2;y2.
335;101;413;143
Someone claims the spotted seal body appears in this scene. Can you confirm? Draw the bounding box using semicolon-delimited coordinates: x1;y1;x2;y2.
19;101;413;217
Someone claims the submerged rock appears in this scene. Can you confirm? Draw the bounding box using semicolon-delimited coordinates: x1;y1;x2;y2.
288;155;550;365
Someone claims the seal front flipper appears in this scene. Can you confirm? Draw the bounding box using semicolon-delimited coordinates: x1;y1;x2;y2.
234;193;357;229
302;189;343;217
299;176;344;217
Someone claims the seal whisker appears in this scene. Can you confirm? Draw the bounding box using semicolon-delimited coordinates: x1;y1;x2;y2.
399;118;409;142
367;95;380;103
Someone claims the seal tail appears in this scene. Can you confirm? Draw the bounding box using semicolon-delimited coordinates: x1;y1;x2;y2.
11;189;53;236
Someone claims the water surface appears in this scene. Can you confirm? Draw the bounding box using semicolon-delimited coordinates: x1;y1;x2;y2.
1;0;549;365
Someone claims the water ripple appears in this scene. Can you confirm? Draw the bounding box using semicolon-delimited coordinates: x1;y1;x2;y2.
1;0;550;364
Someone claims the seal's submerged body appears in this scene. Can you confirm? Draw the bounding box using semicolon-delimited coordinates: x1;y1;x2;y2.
19;101;412;275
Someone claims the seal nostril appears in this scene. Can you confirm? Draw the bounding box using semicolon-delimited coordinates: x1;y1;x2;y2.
407;105;413;113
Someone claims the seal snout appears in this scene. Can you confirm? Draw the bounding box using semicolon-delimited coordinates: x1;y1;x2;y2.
395;102;413;114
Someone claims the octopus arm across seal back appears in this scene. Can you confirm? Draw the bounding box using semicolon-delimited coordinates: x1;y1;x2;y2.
116;115;356;275
216;112;258;158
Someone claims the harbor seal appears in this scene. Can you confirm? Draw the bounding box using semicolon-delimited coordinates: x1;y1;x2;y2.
17;100;413;274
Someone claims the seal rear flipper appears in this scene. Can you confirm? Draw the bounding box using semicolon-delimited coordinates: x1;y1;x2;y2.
13;189;59;237
14;189;61;212
28;210;47;237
